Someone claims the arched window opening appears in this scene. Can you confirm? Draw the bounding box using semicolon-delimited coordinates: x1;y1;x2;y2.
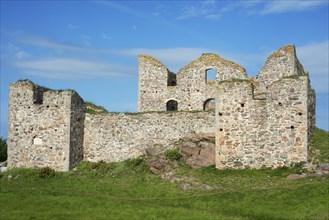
167;71;177;86
166;100;178;111
203;98;215;110
206;69;216;83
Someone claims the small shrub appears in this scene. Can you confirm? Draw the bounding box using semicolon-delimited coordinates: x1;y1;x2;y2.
0;137;7;162
38;167;55;178
165;149;182;161
86;108;97;114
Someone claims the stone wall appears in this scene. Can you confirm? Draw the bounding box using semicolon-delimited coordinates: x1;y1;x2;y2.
258;45;306;91
138;53;247;112
69;92;85;169
7;44;316;171
215;45;315;169
83;111;215;162
7;80;85;171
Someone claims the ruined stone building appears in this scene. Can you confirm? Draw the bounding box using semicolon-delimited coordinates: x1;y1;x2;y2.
7;45;316;171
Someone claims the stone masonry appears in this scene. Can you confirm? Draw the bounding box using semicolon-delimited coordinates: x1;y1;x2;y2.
215;45;315;169
7;44;316;171
7;81;85;171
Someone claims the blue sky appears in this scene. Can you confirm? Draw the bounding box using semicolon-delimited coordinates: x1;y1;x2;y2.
1;0;328;137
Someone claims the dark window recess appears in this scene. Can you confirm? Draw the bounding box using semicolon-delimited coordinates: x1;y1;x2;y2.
240;103;245;107
167;71;177;86
33;88;44;104
206;68;216;83
166;100;178;111
203;98;215;110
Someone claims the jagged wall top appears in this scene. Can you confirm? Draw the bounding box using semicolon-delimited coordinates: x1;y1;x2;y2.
178;53;247;75
258;44;307;90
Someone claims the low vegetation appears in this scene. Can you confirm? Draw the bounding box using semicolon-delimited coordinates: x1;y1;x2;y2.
85;101;108;114
0;128;328;220
0;137;7;162
309;128;329;163
165;148;182;161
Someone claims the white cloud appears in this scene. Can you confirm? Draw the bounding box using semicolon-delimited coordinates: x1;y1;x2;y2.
117;47;266;74
176;6;198;20
81;35;92;47
1;43;31;60
20;36;117;54
118;47;208;71
97;1;148;19
261;0;327;14
22;36;96;52
297;40;329;93
14;58;134;79
119;47;207;62
176;1;221;20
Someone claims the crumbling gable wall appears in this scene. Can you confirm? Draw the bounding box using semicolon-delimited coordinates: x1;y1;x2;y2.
7;80;85;171
138;53;247;112
215;45;316;169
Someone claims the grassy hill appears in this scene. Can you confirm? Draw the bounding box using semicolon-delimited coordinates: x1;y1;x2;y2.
0;128;328;220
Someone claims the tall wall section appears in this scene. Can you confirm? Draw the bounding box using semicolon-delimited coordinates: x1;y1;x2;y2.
215;45;316;169
7;80;85;171
138;53;247;112
83;111;215;162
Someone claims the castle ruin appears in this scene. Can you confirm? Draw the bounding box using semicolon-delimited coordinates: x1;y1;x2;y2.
7;45;316;171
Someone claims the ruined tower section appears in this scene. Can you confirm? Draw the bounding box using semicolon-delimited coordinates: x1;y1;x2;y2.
7;80;85;171
138;53;247;112
138;55;174;112
216;45;316;169
176;53;247;110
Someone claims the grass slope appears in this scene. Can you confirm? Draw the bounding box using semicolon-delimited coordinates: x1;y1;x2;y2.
0;129;328;220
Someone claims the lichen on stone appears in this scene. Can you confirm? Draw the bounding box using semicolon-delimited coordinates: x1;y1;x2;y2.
268;45;296;60
138;54;166;68
178;53;246;74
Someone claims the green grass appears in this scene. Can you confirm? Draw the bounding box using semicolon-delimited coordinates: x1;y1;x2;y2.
0;128;328;220
1;161;328;220
309;128;329;163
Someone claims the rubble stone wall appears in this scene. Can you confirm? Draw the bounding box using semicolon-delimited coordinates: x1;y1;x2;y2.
215;45;316;169
138;53;247;112
7;44;316;171
83;111;215;162
7;80;85;171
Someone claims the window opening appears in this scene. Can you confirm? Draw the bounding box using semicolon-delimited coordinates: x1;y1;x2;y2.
166;100;178;111
206;69;216;83
33;88;44;104
203;98;215;110
167;71;177;86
